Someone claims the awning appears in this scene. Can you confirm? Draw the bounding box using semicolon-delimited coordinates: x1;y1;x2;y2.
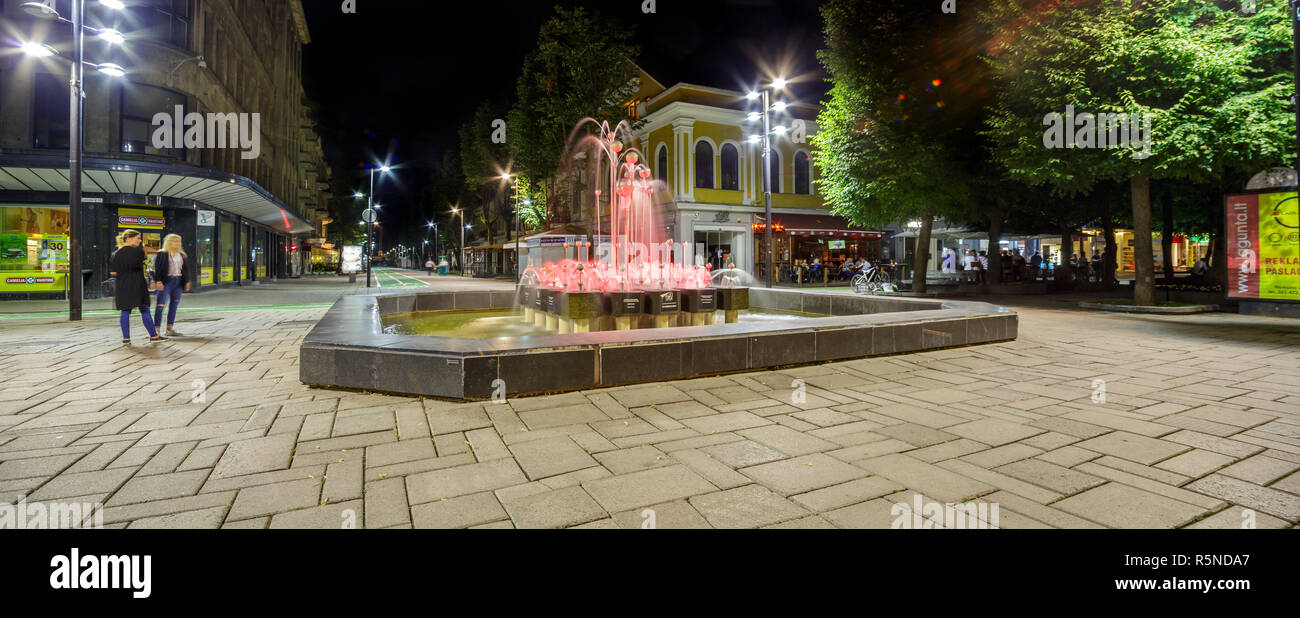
761;213;882;238
0;154;315;235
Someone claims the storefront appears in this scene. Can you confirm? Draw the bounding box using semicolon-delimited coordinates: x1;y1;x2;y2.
0;204;70;297
757;213;882;283
0;156;314;301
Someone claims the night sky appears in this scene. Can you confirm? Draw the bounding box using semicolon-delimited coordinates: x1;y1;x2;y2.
301;0;828;235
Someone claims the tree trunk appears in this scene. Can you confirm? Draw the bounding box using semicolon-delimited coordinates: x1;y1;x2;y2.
1103;213;1117;285
1210;230;1226;290
1132;172;1155;306
1161;190;1174;280
987;204;1005;287
913;213;934;294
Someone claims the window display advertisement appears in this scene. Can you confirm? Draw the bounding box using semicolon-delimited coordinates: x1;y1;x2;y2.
0;205;70;293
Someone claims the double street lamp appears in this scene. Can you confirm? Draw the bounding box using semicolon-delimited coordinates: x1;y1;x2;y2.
500;173;527;282
450;206;465;276
358;165;391;288
745;77;791;289
20;0;129;321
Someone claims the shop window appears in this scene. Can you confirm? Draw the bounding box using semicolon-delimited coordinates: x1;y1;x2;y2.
794;151;811;195
118;0;191;48
219;220;235;282
198;225;214;286
720;144;739;191
694;141;714;190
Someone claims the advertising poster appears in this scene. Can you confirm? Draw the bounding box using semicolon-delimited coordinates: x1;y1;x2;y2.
1;234;26;265
220;267;234;283
341;245;363;274
201;268;213;285
1226;191;1300;300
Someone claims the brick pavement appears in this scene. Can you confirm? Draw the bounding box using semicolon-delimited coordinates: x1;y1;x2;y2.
1;284;1298;529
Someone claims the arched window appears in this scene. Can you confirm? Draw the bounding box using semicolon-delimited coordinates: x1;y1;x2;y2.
656;145;668;183
720;144;739;190
695;141;714;189
769;150;781;193
794;151;811;195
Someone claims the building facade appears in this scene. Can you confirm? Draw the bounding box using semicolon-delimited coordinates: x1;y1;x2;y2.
630;70;882;283
0;0;320;299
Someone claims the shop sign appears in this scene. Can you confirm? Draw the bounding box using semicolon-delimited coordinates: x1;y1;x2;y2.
197;210;217;227
118;207;165;230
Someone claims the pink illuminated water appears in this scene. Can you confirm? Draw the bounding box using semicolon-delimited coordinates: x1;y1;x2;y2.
520;118;717;293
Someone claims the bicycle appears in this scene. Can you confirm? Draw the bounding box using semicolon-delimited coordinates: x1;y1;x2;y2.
852;267;892;294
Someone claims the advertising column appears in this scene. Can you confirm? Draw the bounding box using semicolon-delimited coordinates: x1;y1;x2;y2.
1226;192;1300;310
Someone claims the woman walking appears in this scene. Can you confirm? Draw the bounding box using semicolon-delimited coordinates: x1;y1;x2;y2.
152;233;191;337
110;230;164;345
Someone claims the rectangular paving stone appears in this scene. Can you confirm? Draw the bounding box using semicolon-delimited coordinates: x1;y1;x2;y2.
1027;416;1111;440
100;491;236;525
701;439;786;468
581;465;718;513
981;490;1105;529
1053;482;1210;529
509;436;598;480
869;403;966;428
874;423;958;448
364;477;411;528
365;439;436;468
517;403;608;430
1184;474;1300;522
106;469;210;507
269;499;363;529
739;453;869;496
790;475;906;512
855;453;995;503
688;484;809;528
736;424;839;456
1074;461;1226;511
323;458;363;504
1154;449;1236;479
210;433;296;479
670;449;751;490
227;478;321;521
593;445;671;475
27;467;136;502
821;498;900;529
332;410;395;437
411;491;508;529
1218;455;1300;486
405;458;528;505
126;505;228;530
994;459;1105;496
937;459;1063;504
960;443;1043;469
465;427;511;461
0;453;82;481
1163;430;1264;459
1075;431;1189;466
1035;445;1101;468
499;485;607;529
906;438;989;463
681;411;772;434
946;418;1044;447
1186;505;1293;529
612;500;712;529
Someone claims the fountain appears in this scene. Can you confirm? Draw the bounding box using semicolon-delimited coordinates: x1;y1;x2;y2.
516;119;749;334
299;121;1019;401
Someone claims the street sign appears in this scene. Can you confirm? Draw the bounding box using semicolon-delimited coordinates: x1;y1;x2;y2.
197;210;216;226
362;209;377;223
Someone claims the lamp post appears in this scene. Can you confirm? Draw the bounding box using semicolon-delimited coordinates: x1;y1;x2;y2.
501;173;523;282
451;207;465;276
363;165;391;288
21;0;127;321
746;77;790;289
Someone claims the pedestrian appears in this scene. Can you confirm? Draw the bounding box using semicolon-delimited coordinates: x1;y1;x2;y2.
110;230;164;345
425;257;435;276
151;233;191;338
1091;251;1104;283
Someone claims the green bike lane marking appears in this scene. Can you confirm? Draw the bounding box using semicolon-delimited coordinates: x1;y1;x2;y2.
0;303;333;320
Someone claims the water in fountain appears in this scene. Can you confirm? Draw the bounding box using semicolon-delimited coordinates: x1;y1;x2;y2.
519;118;715;294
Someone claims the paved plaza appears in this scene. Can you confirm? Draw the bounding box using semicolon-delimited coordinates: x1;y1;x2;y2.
1;274;1298;529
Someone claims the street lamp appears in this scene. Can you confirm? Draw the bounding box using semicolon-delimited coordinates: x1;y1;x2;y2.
364;164;392;288
451;207;465;276
20;0;127;321
745;77;791;288
425;221;438;268
501;173;524;282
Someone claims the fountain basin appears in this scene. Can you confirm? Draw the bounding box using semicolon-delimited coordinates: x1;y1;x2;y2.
300;288;1017;401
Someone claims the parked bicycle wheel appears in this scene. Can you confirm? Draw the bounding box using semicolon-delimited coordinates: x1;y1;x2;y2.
852;274;870;294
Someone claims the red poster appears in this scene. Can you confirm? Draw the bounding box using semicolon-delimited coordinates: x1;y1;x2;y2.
1226;194;1259;299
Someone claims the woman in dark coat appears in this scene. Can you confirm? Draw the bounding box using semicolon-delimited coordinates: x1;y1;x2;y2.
109;230;163;345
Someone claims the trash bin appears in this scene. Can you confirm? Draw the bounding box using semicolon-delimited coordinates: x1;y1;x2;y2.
438;258;449;276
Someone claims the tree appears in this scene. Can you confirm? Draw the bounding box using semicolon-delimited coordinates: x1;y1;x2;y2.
813;0;988;292
982;0;1293;304
459;102;508;248
507;5;641;226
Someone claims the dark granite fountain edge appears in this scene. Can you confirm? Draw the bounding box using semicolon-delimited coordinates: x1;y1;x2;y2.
300;288;1018;401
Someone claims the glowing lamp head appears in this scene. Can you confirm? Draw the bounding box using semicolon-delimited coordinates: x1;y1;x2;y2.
20;41;55;57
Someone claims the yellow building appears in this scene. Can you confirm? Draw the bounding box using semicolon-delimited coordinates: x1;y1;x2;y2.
627;69;882;282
